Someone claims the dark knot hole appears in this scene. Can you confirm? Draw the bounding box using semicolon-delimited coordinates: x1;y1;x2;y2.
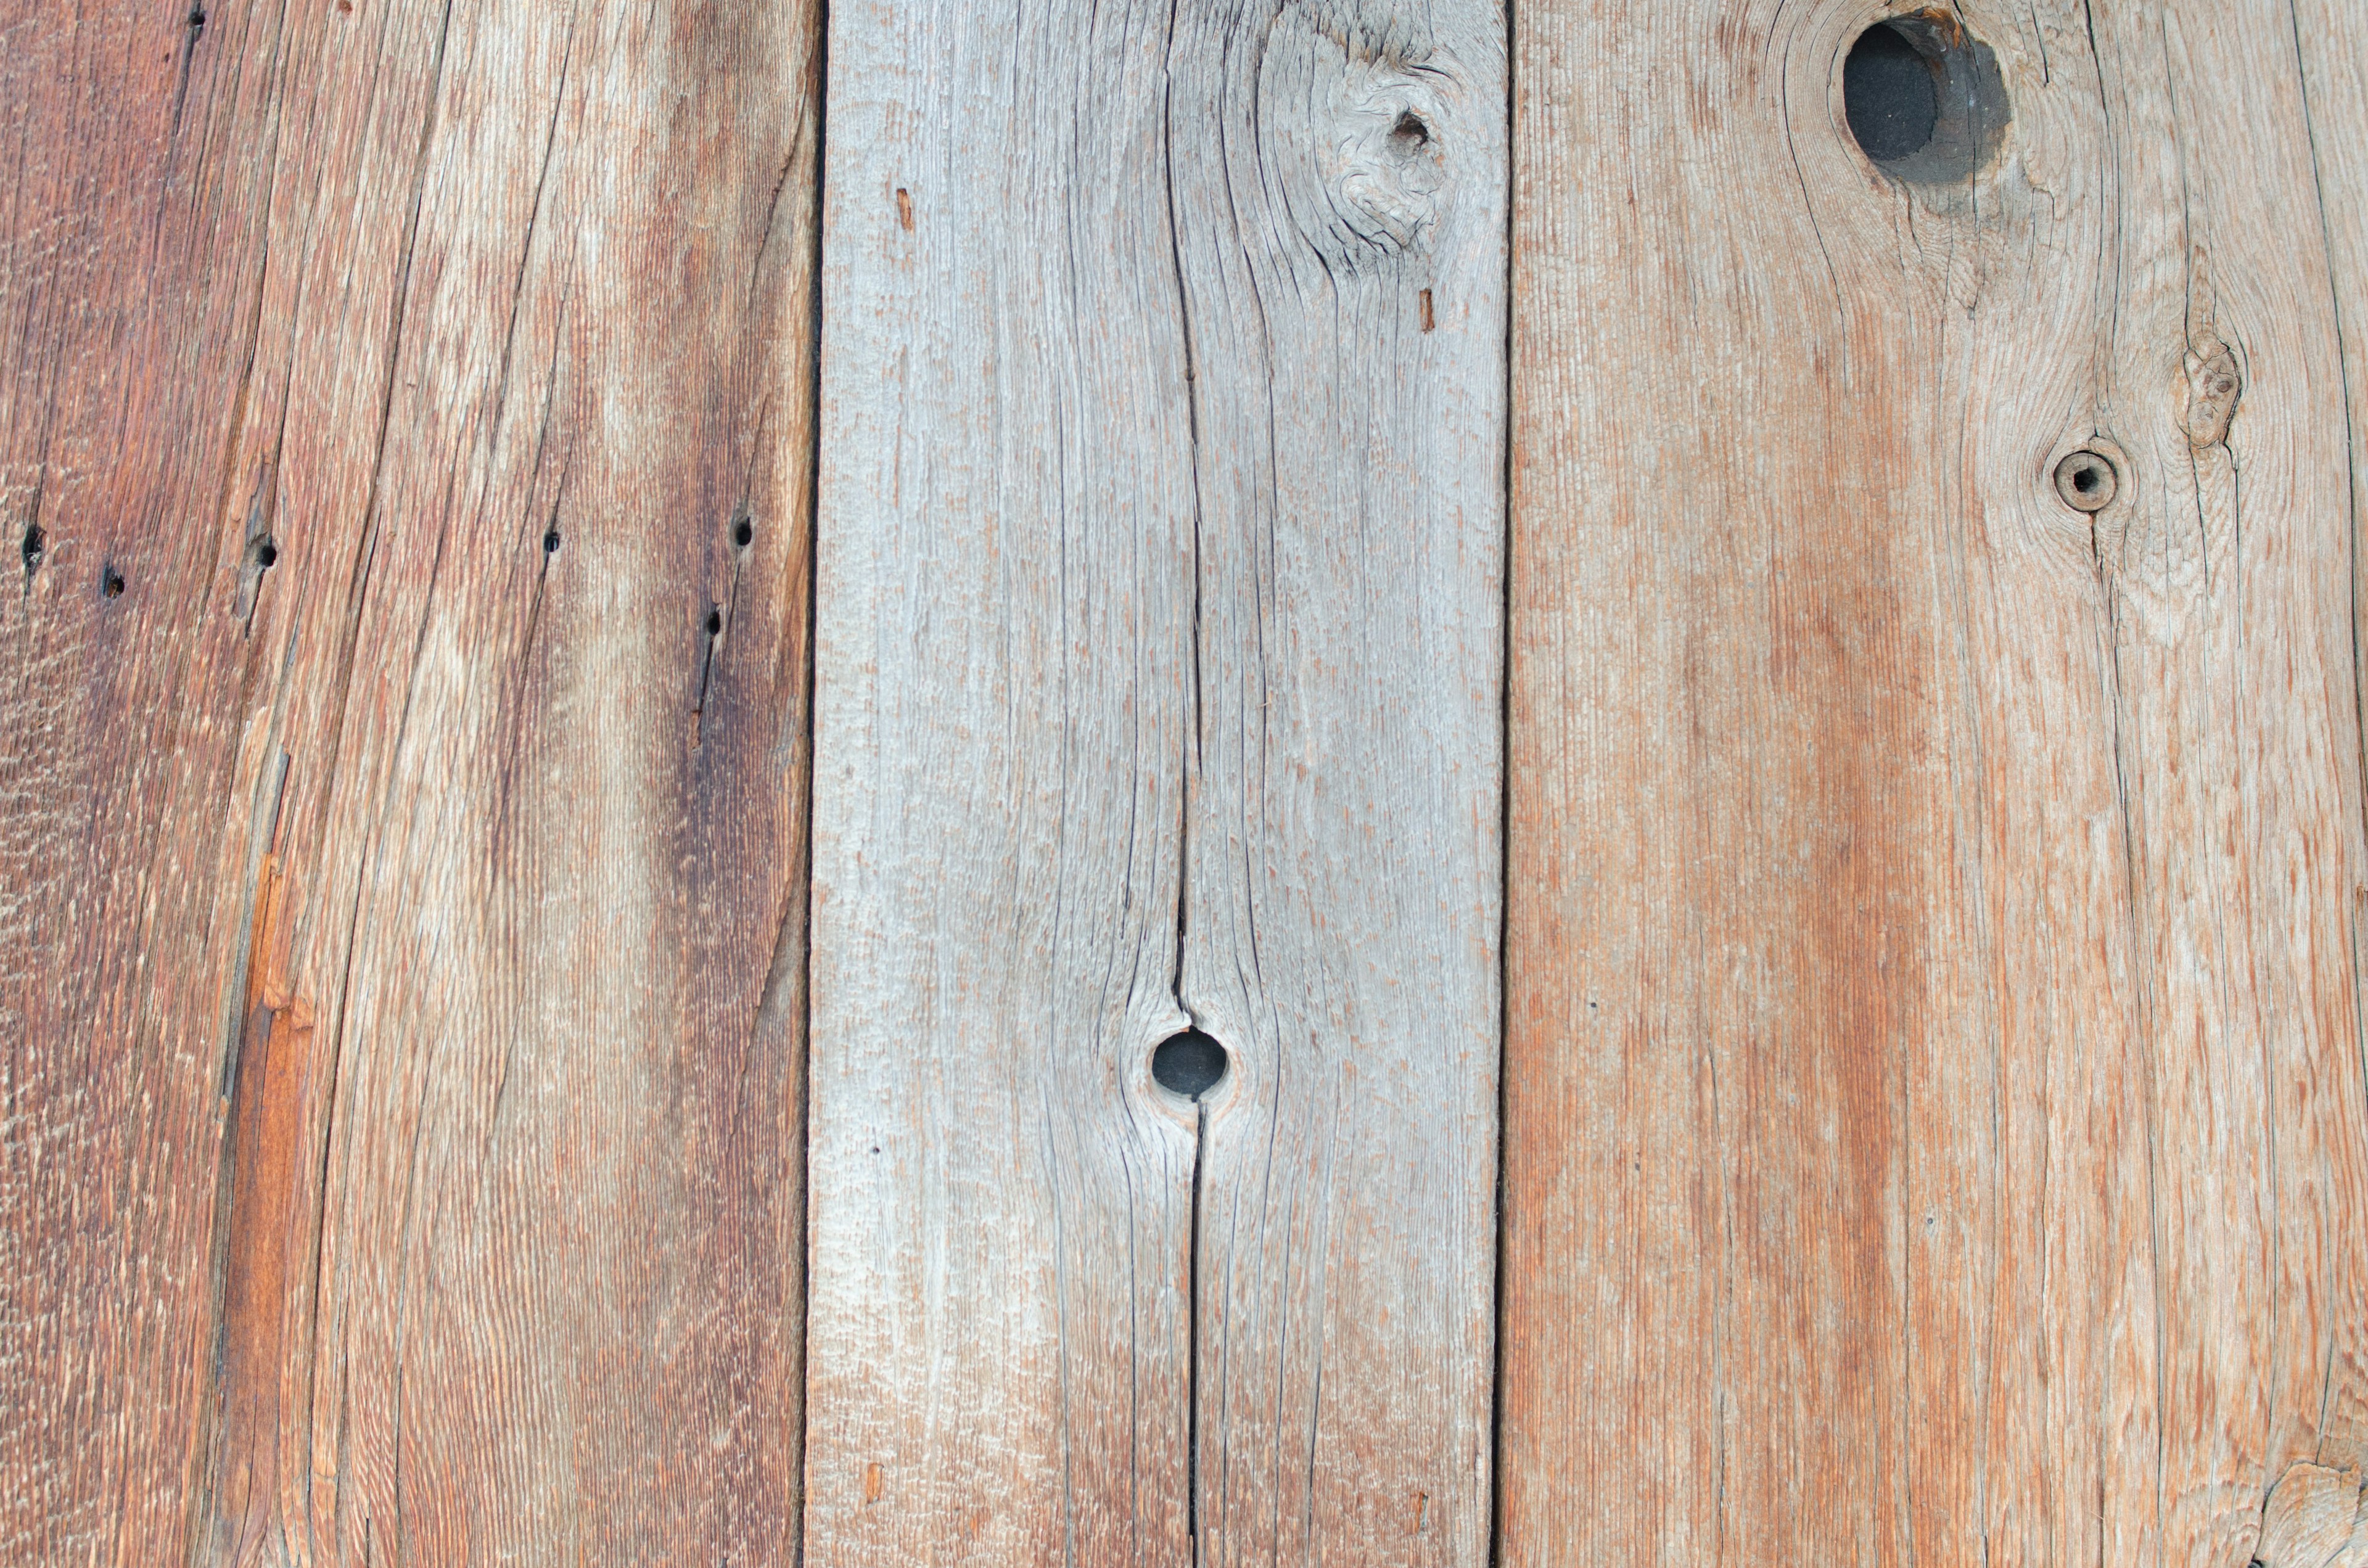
1843;23;1939;163
1840;15;2008;184
1151;1029;1228;1101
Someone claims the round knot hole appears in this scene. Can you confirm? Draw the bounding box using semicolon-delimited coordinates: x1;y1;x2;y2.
1841;15;2008;184
1151;1030;1228;1101
2054;449;2119;513
1844;25;1938;162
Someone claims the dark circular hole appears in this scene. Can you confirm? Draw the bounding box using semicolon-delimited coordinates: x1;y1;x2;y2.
2054;448;2119;512
1844;23;1939;163
253;538;278;569
21;522;43;573
1151;1029;1229;1100
102;567;125;599
188;7;205;26
705;607;723;636
543;528;561;554
733;517;754;548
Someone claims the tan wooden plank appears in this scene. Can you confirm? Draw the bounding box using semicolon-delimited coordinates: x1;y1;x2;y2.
1503;0;2368;1562
2281;10;2368;1564
805;0;1506;1561
0;3;820;1561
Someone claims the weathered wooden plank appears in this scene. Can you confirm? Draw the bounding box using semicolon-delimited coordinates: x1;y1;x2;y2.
805;0;1505;1560
0;3;820;1562
2301;30;2368;1563
1;7;290;1556
1503;0;2368;1562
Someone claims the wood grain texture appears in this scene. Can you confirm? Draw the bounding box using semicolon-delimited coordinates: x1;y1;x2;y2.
0;3;820;1562
805;0;1506;1561
1503;0;2368;1562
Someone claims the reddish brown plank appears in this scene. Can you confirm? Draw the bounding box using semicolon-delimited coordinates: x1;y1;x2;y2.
0;3;820;1561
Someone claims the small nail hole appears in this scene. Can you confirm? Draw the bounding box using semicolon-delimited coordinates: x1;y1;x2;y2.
187;7;205;27
705;607;723;636
1151;1029;1229;1100
733;516;754;548
21;523;43;575
102;567;125;599
253;537;278;569
543;528;561;554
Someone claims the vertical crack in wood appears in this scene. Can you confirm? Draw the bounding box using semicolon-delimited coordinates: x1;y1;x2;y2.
1161;0;1211;1547
1488;6;1518;1557
1186;1099;1208;1556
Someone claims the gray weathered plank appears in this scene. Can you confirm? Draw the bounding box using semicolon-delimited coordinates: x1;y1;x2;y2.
806;0;1506;1561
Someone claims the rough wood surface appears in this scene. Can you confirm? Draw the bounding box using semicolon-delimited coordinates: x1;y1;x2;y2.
0;3;820;1562
804;0;1507;1561
1503;0;2368;1563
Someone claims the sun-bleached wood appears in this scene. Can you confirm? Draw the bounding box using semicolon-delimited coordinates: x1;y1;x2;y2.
1503;0;2368;1562
805;0;1506;1561
0;4;819;1562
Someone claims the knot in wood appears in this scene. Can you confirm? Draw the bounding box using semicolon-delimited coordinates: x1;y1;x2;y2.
2054;449;2118;513
2182;340;2242;448
1316;72;1449;263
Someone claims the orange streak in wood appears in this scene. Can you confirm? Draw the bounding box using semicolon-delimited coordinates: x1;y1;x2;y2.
212;855;318;1562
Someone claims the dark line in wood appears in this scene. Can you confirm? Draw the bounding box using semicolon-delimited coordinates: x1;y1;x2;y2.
171;6;206;136
486;11;577;451
1159;0;1212;1547
1186;1098;1208;1557
793;2;829;1561
1489;2;1517;1561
